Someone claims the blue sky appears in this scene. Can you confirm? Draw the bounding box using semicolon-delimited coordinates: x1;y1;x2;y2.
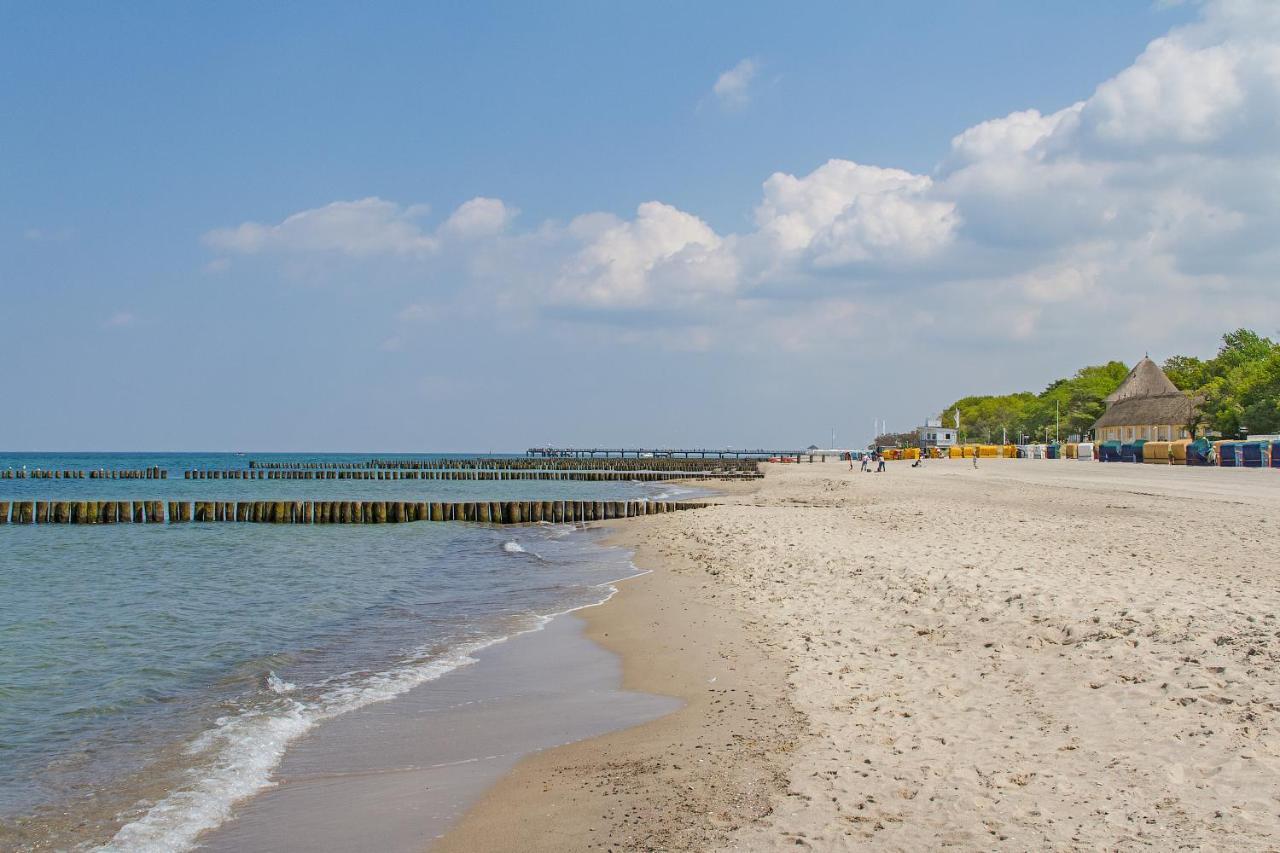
5;0;1276;451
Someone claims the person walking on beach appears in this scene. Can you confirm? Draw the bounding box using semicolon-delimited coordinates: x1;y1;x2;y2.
876;453;886;473
973;448;979;469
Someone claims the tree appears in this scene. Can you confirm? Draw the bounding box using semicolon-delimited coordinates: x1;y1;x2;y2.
932;329;1280;445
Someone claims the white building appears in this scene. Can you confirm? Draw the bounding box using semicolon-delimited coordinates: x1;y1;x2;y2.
917;419;957;448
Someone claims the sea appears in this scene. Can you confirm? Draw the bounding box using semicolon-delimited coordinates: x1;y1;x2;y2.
0;452;701;851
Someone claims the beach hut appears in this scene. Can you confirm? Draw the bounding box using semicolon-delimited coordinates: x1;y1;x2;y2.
1099;440;1123;462
1168;439;1191;465
1272;441;1280;469
1091;357;1200;445
1076;442;1094;461
1064;443;1078;459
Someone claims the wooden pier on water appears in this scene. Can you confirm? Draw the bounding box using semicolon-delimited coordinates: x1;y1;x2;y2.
250;457;761;473
183;468;760;481
526;447;841;461
0;499;709;525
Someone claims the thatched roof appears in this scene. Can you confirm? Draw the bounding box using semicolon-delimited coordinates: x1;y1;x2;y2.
1093;392;1196;429
1105;357;1179;403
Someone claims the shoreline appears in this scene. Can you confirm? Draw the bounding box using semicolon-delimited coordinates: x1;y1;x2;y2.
196;608;680;853
434;479;804;851
188;521;691;853
0;514;680;852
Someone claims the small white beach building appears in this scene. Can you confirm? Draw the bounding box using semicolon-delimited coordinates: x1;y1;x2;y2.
917;419;957;449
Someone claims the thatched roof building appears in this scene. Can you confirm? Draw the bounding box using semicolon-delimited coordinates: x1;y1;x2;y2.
1092;357;1198;441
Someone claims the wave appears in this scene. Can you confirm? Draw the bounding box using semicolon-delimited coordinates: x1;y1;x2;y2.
265;672;296;695
94;523;636;852
96;640;500;853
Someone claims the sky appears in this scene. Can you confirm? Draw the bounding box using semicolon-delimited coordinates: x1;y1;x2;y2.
3;0;1277;451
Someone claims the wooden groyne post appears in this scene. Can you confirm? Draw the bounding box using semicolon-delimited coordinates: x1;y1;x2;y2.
0;499;711;525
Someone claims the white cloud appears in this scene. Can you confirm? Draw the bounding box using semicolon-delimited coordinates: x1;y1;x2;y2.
203;198;437;257
440;197;517;238
203;196;523;260
554;202;737;308
753;160;959;266
202;0;1280;356
103;311;136;328
712;58;759;109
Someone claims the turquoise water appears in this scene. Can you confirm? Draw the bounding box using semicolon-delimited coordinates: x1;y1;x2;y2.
0;453;693;850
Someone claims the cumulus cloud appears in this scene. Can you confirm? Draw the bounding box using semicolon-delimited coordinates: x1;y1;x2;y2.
752;160;959;266
203;198;437;257
202;0;1280;354
440;197;517;239
712;58;759;109
203;196;518;258
554;202;737;308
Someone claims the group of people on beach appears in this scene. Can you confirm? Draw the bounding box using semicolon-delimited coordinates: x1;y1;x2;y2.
852;452;887;473
849;449;980;472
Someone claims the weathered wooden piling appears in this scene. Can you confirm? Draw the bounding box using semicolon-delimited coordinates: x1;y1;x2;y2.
4;497;711;526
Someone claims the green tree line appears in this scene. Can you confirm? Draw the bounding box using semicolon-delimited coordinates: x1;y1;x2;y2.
937;329;1280;444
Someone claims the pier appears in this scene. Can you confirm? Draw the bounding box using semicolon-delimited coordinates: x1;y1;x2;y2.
526;447;842;461
184;468;759;481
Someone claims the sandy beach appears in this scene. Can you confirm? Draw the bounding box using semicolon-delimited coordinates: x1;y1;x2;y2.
440;459;1280;850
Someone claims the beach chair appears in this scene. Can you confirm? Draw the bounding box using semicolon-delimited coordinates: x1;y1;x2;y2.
1186;438;1212;466
1216;441;1239;467
1240;441;1267;468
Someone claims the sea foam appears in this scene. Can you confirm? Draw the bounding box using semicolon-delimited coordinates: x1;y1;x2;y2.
97;641;497;853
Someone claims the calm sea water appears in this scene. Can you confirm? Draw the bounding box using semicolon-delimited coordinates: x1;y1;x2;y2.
0;453;698;851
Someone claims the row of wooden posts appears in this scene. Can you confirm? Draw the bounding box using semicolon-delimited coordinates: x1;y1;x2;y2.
249;458;760;473
0;499;710;525
1;468;167;480
184;469;761;481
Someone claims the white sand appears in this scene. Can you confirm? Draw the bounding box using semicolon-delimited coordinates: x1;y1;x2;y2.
438;459;1280;851
685;461;1280;849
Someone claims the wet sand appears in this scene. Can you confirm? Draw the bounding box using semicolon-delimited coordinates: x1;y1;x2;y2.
435;501;801;853
438;460;1280;850
199;612;678;852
